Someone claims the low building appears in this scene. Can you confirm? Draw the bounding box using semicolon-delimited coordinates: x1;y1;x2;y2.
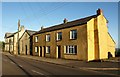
19;30;36;55
32;9;115;61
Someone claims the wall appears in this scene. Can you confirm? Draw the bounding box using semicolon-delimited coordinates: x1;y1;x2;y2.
97;15;109;59
33;24;88;60
107;33;115;57
19;32;30;55
87;18;95;61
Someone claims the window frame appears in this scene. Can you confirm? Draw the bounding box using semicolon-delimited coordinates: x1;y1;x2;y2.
35;36;38;42
65;45;77;54
57;32;62;41
35;46;38;53
70;30;77;40
46;46;50;54
46;34;50;42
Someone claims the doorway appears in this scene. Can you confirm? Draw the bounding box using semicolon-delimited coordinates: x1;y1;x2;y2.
43;46;46;57
25;45;27;55
40;46;42;57
57;46;61;58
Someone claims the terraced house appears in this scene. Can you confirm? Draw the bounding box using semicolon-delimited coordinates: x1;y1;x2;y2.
32;9;115;61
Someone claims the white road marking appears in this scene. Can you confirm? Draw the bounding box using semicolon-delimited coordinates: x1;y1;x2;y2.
31;70;44;75
10;61;15;64
81;67;120;70
19;65;23;67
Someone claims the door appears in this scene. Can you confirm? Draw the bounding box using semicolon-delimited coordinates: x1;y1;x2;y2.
57;46;61;58
43;46;46;57
25;45;27;55
40;46;42;57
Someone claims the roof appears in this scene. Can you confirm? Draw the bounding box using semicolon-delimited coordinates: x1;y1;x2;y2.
19;30;37;41
6;31;19;38
108;32;116;44
34;15;97;35
26;30;36;36
4;33;14;38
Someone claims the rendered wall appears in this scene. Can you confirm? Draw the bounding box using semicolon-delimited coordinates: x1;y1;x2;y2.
87;18;95;61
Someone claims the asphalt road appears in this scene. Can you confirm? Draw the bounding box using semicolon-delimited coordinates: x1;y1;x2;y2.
2;53;119;77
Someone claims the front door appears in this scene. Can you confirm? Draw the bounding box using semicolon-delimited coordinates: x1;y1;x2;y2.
43;46;46;57
25;45;27;55
40;46;42;57
57;46;61;58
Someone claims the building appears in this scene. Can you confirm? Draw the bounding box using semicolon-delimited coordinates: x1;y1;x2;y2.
32;9;115;61
4;20;25;55
4;33;14;53
19;30;36;55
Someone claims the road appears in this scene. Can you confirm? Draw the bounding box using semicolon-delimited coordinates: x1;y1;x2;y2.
2;53;119;77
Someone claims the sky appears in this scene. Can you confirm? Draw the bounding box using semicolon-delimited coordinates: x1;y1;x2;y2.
1;2;118;47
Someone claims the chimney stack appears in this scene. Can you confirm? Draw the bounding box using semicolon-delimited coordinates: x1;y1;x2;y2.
96;8;103;15
41;26;44;30
63;18;68;24
18;19;21;31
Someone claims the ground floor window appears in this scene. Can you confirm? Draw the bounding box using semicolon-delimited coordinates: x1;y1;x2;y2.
64;45;77;54
46;46;50;54
35;46;38;53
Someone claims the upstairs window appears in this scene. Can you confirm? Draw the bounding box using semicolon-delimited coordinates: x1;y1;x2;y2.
46;46;50;54
46;34;50;42
35;36;38;42
70;30;77;39
57;32;62;41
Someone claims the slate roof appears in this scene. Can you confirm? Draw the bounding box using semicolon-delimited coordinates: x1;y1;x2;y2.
34;15;98;35
4;33;14;38
26;30;36;36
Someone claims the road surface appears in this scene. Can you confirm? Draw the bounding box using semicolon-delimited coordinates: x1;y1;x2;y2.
2;53;118;77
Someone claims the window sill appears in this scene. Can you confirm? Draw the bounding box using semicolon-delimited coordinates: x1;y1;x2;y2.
70;38;77;40
56;40;62;42
64;53;77;55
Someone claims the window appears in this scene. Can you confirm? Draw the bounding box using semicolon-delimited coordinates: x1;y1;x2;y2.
35;46;38;53
35;36;38;42
46;34;50;42
57;32;62;41
70;30;77;39
64;45;77;54
46;46;50;54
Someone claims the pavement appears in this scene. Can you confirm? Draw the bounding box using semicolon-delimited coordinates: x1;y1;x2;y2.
2;52;120;76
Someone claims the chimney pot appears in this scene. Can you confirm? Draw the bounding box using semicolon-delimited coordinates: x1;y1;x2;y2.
97;8;103;15
63;18;68;23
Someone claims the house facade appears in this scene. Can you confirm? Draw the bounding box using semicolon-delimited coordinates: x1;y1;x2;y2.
4;33;14;53
32;9;115;61
19;30;36;55
4;20;25;55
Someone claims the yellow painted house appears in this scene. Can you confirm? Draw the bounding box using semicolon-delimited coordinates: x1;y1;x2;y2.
31;9;115;61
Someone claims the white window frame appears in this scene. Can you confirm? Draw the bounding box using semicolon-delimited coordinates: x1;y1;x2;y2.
57;32;62;41
35;46;38;53
70;30;77;39
35;36;38;42
46;46;50;54
46;34;50;42
65;45;77;54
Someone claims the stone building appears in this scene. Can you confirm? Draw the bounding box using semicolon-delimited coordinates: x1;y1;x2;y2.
19;30;36;55
4;20;25;55
32;9;115;61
